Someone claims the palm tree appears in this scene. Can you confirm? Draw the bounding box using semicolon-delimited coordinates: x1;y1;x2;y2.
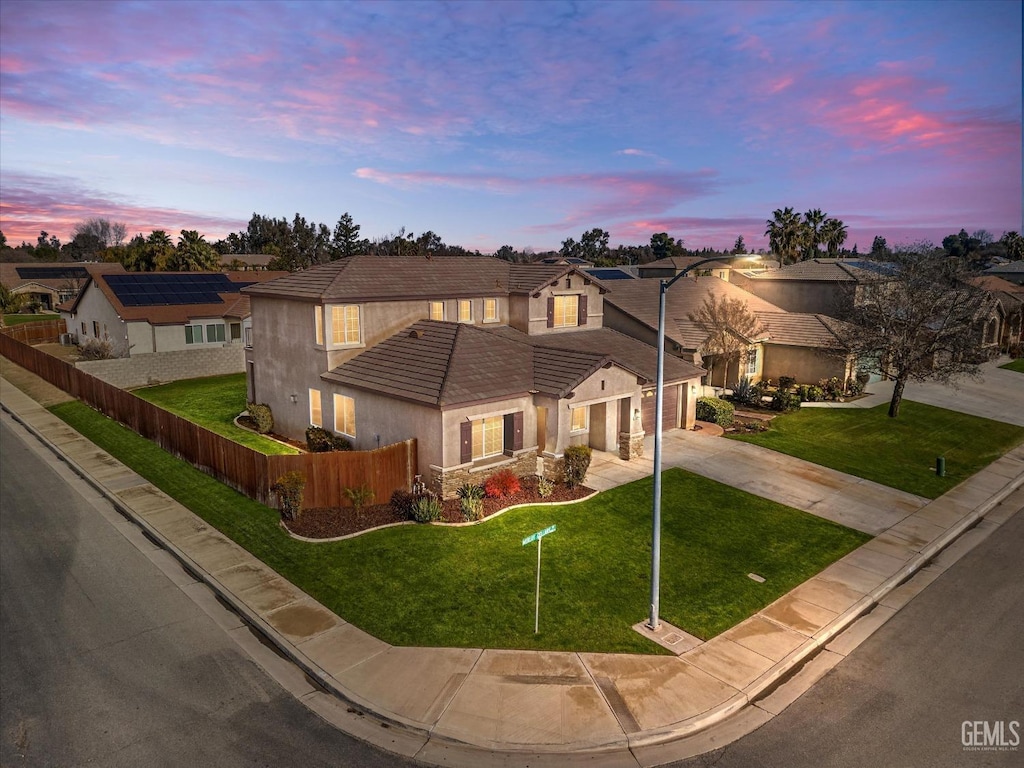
169;230;219;271
803;208;827;260
765;207;806;265
821;218;849;256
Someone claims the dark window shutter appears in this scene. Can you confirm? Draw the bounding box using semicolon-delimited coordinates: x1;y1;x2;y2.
547;297;555;328
579;294;588;326
505;411;523;451
460;421;472;464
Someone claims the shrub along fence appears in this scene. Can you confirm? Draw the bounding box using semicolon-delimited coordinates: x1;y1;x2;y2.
1;328;416;509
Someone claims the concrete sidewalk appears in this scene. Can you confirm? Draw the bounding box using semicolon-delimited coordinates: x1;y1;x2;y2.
2;371;1022;767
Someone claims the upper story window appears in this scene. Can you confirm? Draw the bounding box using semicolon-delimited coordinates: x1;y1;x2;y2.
553;295;579;327
458;299;473;323
429;301;445;321
483;298;498;322
314;306;324;345
244;326;252;347
330;305;360;346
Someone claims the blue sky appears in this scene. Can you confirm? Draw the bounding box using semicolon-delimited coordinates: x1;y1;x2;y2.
1;0;1020;253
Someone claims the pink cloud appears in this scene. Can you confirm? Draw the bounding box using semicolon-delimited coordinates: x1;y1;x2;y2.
0;172;245;244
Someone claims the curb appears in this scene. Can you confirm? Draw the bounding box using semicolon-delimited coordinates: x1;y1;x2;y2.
3;388;1021;764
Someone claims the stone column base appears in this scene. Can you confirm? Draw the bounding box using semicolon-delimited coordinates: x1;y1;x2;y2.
618;431;645;461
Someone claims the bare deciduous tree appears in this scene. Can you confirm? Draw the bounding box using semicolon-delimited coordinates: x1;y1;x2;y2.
688;293;769;388
829;245;995;418
72;218;128;248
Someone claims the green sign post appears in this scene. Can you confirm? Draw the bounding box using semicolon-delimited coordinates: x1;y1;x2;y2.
522;525;556;634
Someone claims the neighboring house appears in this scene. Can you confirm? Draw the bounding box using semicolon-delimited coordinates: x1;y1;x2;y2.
970;276;1024;353
61;267;286;356
582;266;639;281
242;255;704;496
730;258;884;315
983;260;1024;286
220;253;276;271
1;262;119;310
638;255;778;283
603;276;856;387
536;256;594;267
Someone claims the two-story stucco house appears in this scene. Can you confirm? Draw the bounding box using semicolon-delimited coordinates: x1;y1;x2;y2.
242;255;704;496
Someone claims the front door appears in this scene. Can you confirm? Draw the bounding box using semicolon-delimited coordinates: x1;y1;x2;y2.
536;406;548;453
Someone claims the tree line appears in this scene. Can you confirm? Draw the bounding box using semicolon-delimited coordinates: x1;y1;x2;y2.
2;210;1021;272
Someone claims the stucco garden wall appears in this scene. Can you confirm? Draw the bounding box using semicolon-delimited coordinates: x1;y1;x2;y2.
76;345;246;389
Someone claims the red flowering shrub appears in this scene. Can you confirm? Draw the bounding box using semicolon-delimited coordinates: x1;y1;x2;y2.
484;469;521;498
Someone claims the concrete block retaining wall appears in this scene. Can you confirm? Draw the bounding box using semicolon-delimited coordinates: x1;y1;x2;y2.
76;346;246;389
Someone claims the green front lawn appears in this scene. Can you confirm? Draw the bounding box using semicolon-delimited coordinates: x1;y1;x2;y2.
731;401;1024;498
3;313;56;326
1000;358;1024;374
50;400;869;654
133;373;298;455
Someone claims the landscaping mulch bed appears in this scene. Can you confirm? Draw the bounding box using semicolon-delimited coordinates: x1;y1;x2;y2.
284;475;594;539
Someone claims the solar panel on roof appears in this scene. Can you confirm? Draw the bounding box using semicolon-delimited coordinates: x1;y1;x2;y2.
16;266;90;280
104;273;241;306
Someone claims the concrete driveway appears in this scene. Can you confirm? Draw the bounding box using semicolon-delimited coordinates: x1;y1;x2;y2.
901;357;1024;426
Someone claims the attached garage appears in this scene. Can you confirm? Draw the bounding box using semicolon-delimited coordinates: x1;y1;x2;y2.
641;385;678;433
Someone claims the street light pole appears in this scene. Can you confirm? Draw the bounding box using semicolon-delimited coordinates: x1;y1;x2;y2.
648;255;760;631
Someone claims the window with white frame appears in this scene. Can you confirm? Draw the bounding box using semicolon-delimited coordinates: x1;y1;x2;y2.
333;393;356;437
314;306;324;345
205;323;226;343
244;326;252;347
746;346;759;377
330;305;360;345
185;324;204;344
553;295;579;327
458;299;472;323
483;297;497;322
570;405;589;432
309;389;322;427
472;415;503;459
429;301;445;321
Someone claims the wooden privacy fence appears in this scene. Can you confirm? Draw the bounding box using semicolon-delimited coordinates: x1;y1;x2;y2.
1;330;416;510
1;319;65;344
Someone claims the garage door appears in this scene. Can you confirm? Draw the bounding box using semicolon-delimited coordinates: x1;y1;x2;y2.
641;386;678;434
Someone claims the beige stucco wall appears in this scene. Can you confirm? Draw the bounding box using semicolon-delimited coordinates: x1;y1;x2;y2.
729;276;850;316
510;276;605;336
761;344;851;384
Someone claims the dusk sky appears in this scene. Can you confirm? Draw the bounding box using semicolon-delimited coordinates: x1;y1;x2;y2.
1;0;1021;254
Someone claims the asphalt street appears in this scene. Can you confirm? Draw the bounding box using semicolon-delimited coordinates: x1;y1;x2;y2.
0;416;409;768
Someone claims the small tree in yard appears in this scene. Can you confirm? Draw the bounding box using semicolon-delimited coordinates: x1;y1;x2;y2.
272;471;306;521
563;445;592;488
344;485;374;524
688;293;768;388
828;245;994;418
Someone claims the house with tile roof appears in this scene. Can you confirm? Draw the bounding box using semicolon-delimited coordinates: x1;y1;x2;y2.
638;255;779;283
60;266;286;356
242;254;705;495
602;276;856;388
970;275;1024;352
730;258;881;315
1;261;123;311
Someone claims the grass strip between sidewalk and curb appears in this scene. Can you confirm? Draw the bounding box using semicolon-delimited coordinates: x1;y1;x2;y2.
729;401;1024;499
49;399;870;655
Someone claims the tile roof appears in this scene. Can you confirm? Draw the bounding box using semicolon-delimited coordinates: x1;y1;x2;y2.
606;276;850;351
243;254;605;302
740;258;877;282
985;261;1024;274
322;320;703;407
65;268;286;325
1;261;124;290
638;255;732;272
